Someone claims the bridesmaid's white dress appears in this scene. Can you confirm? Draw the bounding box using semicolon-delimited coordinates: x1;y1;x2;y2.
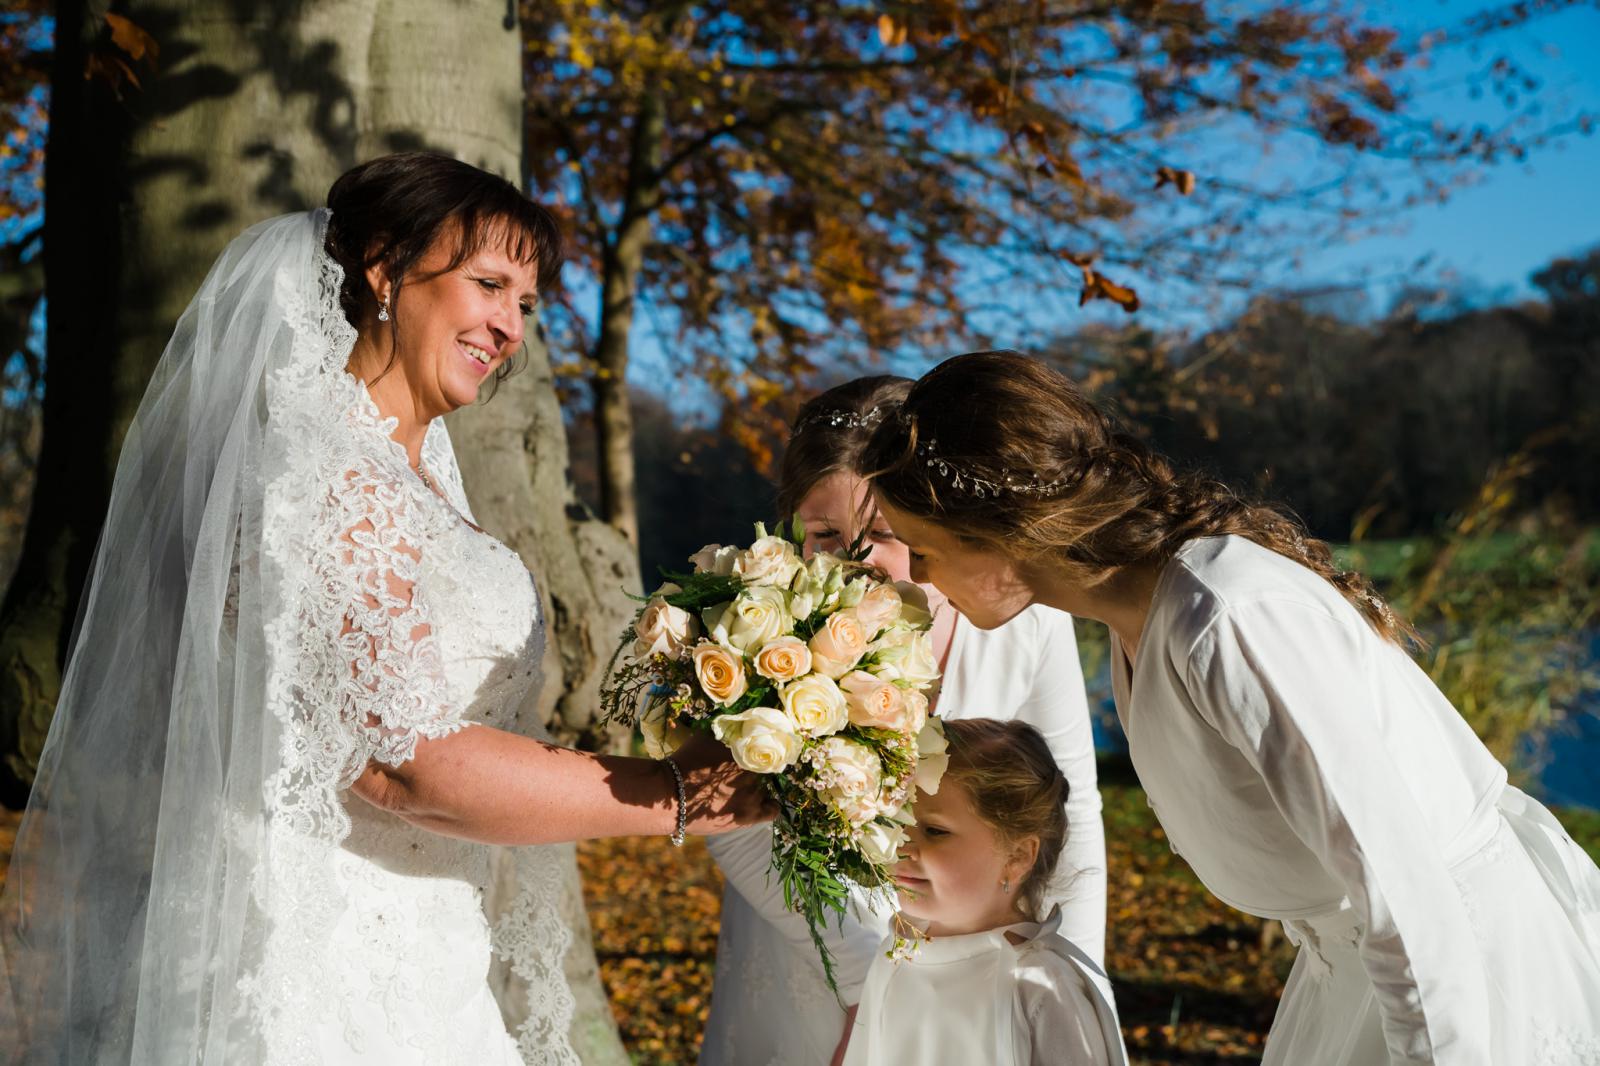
842;906;1126;1066
1111;535;1600;1065
700;604;1107;1065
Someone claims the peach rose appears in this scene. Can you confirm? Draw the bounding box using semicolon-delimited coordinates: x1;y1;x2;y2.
839;670;910;731
754;635;813;683
633;592;698;659
692;642;748;706
809;610;867;678
852;583;903;635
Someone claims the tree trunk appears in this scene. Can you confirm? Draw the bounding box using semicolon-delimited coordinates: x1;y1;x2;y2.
590;90;666;549
2;1;635;1059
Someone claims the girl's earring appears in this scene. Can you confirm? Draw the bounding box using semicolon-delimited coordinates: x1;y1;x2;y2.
1001;878;1011;893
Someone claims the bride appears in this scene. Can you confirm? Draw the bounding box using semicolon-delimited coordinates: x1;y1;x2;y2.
0;152;769;1064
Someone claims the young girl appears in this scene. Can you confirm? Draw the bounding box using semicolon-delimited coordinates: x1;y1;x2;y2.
844;718;1126;1066
700;376;1106;1066
862;350;1600;1065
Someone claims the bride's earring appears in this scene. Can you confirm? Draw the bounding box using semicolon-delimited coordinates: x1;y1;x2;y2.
377;296;391;323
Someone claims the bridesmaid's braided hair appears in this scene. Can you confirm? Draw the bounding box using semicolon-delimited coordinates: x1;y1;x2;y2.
941;718;1069;923
863;351;1416;646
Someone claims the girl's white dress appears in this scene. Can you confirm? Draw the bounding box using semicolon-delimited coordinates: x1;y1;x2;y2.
841;907;1127;1066
700;605;1107;1066
1112;535;1600;1065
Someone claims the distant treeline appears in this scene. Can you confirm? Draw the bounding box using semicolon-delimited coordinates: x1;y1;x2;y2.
569;247;1599;581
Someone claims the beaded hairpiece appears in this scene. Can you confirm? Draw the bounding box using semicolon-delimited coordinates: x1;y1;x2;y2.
914;438;1070;499
793;405;888;435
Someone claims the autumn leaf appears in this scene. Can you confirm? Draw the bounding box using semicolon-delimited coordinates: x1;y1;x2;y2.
1078;264;1141;313
105;13;158;63
876;14;907;48
1154;166;1197;195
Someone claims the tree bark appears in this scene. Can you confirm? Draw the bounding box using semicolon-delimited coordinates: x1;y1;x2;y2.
1;1;635;1059
590;90;666;548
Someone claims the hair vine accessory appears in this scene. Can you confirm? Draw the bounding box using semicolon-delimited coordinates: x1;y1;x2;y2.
795;405;888;435
916;438;1069;500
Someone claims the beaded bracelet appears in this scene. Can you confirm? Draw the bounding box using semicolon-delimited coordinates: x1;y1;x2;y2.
664;757;688;847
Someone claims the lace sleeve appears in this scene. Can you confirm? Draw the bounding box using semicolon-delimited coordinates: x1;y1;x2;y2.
324;469;465;778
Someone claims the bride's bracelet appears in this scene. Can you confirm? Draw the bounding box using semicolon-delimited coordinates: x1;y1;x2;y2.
664;756;687;847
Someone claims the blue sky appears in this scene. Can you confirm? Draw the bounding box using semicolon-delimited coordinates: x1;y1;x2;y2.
1296;1;1600;309
605;1;1600;404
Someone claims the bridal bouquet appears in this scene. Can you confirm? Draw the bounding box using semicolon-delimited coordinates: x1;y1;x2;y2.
601;520;948;990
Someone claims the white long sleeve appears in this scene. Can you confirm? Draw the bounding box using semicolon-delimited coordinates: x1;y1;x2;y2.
1185;601;1492;1065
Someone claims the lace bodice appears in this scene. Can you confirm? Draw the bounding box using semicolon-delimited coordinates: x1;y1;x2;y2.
241;368;576;1065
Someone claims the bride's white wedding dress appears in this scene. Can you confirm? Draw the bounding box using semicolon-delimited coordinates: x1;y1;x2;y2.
0;210;579;1064
240;388;577;1065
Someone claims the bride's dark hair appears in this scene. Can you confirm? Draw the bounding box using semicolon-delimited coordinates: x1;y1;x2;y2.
863;350;1416;645
323;152;564;385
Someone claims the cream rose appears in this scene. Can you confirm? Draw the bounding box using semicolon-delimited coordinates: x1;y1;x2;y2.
639;698;691;759
633;593;698;659
838;670;910;731
913;720;949;794
692;642;748;706
852;583;903;634
818;735;882;799
754;635;813;683
712;706;804;774
707;586;792;654
870;627;940;687
689;543;739;576
858;819;909;865
735;535;803;588
779;673;849;738
809;610;867;678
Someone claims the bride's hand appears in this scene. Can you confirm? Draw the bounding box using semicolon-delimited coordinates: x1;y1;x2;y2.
671;734;777;834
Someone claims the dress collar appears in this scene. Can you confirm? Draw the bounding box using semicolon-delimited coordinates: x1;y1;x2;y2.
903;905;1062;964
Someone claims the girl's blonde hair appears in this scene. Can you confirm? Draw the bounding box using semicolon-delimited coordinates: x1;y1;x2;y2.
941;718;1068;922
863;351;1415;645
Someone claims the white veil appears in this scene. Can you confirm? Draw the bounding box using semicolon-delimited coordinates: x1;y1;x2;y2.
0;208;498;1062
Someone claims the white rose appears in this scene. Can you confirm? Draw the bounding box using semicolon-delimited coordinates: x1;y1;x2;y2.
833;789;889;827
639;698;691;759
754;635;813;683
712;706;805;774
870;627;940;687
779;673;850;738
858;819;909;865
735;535;803;588
706;586;792;654
818;735;882;801
692;642;749;705
809;610;867;678
838;670;911;731
852;583;903;634
689;543;739;576
913;720;949;794
633;593;698;659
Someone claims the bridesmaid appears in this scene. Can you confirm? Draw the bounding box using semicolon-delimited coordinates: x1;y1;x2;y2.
862;350;1600;1066
699;376;1109;1066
